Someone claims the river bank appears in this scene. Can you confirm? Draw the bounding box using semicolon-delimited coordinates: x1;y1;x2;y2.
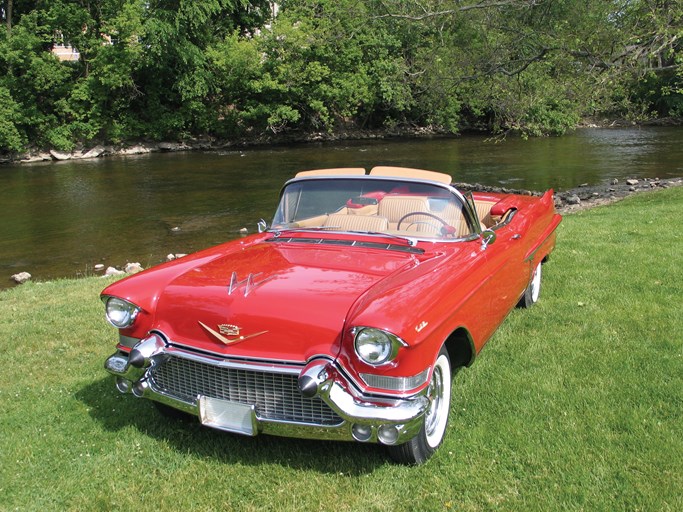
456;175;683;214
8;175;682;287
3;117;682;165
2;126;450;165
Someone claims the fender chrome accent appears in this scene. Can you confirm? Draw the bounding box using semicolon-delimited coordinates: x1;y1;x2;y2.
299;360;430;425
359;368;431;393
104;333;167;381
118;334;141;349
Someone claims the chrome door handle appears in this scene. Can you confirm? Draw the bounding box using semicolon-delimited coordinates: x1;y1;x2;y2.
512;234;522;240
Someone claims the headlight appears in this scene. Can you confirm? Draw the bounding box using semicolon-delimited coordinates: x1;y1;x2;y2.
104;297;139;329
353;327;405;366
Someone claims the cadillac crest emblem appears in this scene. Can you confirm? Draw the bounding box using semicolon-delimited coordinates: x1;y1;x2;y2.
198;321;268;345
219;324;240;336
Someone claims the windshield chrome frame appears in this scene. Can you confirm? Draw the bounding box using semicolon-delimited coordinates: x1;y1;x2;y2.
270;175;483;243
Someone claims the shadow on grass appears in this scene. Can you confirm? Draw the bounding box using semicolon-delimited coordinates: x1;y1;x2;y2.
76;377;387;474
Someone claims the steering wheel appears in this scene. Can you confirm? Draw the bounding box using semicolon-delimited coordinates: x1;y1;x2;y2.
397;212;454;235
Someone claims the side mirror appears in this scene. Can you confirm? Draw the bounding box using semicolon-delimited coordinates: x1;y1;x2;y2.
257;219;268;233
481;229;496;249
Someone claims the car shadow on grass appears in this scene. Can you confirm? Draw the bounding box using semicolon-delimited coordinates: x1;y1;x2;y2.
76;376;387;474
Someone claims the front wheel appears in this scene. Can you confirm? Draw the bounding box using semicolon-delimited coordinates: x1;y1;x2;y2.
387;346;452;465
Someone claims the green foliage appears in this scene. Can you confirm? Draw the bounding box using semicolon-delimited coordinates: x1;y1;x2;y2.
0;0;681;152
0;10;77;149
630;70;683;118
0;86;25;152
598;0;683;119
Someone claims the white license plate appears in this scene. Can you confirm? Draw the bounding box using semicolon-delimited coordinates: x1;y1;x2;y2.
198;396;257;436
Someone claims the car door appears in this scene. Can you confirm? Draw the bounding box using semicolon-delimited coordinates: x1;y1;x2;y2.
482;213;532;323
461;192;531;336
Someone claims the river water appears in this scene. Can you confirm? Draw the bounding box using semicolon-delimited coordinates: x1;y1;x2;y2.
1;127;682;287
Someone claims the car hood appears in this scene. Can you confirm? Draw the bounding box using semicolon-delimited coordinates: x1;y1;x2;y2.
152;240;418;362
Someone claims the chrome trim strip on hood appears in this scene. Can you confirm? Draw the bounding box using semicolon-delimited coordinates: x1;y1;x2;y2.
266;237;425;254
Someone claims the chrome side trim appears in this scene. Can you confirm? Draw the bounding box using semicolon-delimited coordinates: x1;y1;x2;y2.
491;208;517;230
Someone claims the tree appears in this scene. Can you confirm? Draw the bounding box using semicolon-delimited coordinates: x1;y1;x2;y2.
0;86;24;151
611;0;683;118
0;0;681;153
372;0;682;128
246;0;418;133
5;0;12;36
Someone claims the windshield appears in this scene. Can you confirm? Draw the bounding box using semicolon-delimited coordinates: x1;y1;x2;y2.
271;178;475;240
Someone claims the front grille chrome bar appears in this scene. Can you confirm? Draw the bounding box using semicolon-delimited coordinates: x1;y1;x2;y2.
149;352;344;426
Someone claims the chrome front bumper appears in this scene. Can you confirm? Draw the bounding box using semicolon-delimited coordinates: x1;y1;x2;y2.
104;333;430;445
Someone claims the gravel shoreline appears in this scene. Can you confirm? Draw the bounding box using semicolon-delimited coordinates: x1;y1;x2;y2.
455;176;683;215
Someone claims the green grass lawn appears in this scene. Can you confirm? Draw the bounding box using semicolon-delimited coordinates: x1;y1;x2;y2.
1;187;681;511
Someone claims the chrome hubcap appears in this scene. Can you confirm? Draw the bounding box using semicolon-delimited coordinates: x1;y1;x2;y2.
424;353;451;448
425;366;443;437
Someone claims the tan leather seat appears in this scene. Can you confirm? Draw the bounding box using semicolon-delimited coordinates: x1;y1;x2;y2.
473;200;497;228
323;214;389;232
378;196;432;232
439;201;474;237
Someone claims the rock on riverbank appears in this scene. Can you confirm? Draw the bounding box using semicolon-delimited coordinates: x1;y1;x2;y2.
553;177;683;214
11;272;32;284
455;176;683;214
16;144;158;163
3;127;453;164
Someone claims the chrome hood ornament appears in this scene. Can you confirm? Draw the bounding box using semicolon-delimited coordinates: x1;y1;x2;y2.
228;271;275;297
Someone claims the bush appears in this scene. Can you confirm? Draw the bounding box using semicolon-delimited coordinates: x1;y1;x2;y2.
0;87;25;152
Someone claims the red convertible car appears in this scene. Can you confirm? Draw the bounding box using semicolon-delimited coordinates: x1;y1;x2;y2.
102;166;561;464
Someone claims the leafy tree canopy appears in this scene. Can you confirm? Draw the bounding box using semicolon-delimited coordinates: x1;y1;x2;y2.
0;0;680;153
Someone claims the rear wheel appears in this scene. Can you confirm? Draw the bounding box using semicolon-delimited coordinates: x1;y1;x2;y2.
387;346;452;465
518;261;542;308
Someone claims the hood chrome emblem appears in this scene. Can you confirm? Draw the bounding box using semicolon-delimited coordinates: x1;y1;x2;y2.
219;324;240;336
199;321;268;346
228;271;275;297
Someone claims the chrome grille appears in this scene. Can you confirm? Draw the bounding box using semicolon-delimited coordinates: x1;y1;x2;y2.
149;356;343;426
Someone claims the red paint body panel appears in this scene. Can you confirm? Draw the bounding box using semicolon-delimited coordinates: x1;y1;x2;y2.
102;174;561;398
152;241;416;362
